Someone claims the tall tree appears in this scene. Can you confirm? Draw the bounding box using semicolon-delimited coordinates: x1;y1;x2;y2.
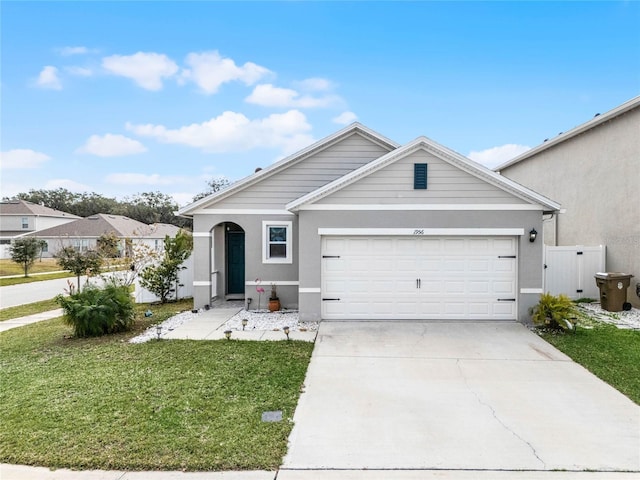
10;238;44;277
192;177;230;202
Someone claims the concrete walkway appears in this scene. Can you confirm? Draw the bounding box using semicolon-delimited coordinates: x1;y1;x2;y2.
0;308;63;332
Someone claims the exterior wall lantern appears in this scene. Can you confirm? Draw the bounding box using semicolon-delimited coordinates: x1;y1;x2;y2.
529;228;538;243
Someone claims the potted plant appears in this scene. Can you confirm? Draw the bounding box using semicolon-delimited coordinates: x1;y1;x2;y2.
268;283;281;312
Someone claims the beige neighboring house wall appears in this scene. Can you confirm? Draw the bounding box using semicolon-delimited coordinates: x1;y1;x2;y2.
497;96;640;307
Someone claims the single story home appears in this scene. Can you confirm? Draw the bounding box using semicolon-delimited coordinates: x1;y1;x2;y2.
496;96;639;307
179;123;560;323
25;213;181;258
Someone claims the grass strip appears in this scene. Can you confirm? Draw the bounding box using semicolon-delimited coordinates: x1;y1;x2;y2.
0;258;62;276
0;272;74;287
0;299;61;322
0;299;314;471
540;324;640;404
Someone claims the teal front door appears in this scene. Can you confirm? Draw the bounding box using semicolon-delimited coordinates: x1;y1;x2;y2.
226;231;245;295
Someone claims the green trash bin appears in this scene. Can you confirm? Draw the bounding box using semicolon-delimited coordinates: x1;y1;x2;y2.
594;272;634;312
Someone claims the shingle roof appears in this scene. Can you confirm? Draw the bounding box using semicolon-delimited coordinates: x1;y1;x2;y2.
24;214;173;239
0;200;80;218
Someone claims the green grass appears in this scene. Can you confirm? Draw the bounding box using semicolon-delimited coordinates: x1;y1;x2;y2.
0;271;74;287
0;299;314;471
0;258;62;276
0;299;61;322
540;324;640;404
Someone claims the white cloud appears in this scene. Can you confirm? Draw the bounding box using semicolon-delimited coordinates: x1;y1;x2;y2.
0;149;51;169
180;50;271;94
65;66;93;77
127;109;313;154
171;192;197;207
105;173;190;186
333;111;358;125
468;144;531;169
76;134;147;157
58;46;94;56
102;52;178;90
35;66;62;90
245;84;339;108
294;77;333;91
44;179;92;192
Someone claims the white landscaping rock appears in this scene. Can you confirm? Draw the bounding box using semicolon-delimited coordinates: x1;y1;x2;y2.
224;309;319;333
577;302;640;330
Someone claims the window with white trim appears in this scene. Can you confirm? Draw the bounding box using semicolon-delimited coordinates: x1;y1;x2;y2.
262;221;292;264
21;217;29;229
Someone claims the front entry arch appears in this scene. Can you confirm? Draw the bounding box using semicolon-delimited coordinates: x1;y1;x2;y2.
225;224;245;297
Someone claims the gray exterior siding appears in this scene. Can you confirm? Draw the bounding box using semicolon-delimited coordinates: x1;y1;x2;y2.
318;150;527;205
211;133;393;209
298;210;543;322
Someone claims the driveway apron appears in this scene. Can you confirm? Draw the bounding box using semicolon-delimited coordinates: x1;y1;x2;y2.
282;321;640;473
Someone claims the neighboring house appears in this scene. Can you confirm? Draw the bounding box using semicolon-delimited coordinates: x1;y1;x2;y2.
0;200;80;258
496;96;640;307
179;123;560;323
24;213;181;258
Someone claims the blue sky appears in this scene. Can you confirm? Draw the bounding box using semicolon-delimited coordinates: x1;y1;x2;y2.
2;1;639;206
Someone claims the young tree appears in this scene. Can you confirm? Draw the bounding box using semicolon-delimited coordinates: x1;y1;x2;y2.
55;246;103;290
10;237;44;277
140;230;193;303
96;232;121;258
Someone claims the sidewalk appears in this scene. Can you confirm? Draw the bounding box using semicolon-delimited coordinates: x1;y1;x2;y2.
0;308;63;333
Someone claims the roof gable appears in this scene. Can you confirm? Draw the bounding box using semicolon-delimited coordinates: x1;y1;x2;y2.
178;123;398;215
287;136;560;212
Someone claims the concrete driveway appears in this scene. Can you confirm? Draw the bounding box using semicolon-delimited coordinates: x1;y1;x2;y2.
281;321;640;476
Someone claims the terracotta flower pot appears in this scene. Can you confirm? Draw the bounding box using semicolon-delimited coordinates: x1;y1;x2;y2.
268;298;281;312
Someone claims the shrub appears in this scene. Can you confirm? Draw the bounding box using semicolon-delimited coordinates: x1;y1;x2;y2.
531;292;579;331
56;283;135;337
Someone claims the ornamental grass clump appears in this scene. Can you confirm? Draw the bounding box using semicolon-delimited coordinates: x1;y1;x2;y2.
56;283;135;337
531;292;579;331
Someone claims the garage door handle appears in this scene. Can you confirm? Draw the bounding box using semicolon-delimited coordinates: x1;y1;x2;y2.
498;255;516;259
322;255;340;258
322;298;341;301
497;298;516;302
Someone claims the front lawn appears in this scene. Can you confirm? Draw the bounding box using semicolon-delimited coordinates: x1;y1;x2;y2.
0;298;61;322
540;324;640;404
0;301;314;471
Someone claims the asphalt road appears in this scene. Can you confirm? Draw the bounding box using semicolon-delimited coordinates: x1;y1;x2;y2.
0;275;98;309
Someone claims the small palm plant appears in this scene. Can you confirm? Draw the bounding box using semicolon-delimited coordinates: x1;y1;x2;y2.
530;292;579;331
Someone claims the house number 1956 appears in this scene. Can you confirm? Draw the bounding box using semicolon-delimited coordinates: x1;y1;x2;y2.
413;229;424;235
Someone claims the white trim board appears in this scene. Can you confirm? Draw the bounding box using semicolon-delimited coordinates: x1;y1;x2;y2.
318;228;525;236
192;232;210;237
191;209;294;216
520;288;544;294
299;288;321;293
193;281;211;286
298;204;543;211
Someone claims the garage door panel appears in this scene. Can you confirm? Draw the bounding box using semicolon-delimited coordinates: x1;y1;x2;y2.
322;236;518;320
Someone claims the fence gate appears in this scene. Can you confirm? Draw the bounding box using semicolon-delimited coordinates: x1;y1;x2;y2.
544;245;605;299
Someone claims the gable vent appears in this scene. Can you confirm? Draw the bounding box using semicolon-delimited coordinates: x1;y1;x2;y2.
414;163;428;189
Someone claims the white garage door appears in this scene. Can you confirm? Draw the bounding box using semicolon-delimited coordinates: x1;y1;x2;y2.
321;236;517;320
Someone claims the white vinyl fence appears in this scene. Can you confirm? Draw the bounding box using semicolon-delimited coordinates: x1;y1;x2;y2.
543;245;605;299
134;256;194;303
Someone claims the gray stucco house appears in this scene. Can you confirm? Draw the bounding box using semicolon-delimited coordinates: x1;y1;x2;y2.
179;123;560;322
496;96;639;307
